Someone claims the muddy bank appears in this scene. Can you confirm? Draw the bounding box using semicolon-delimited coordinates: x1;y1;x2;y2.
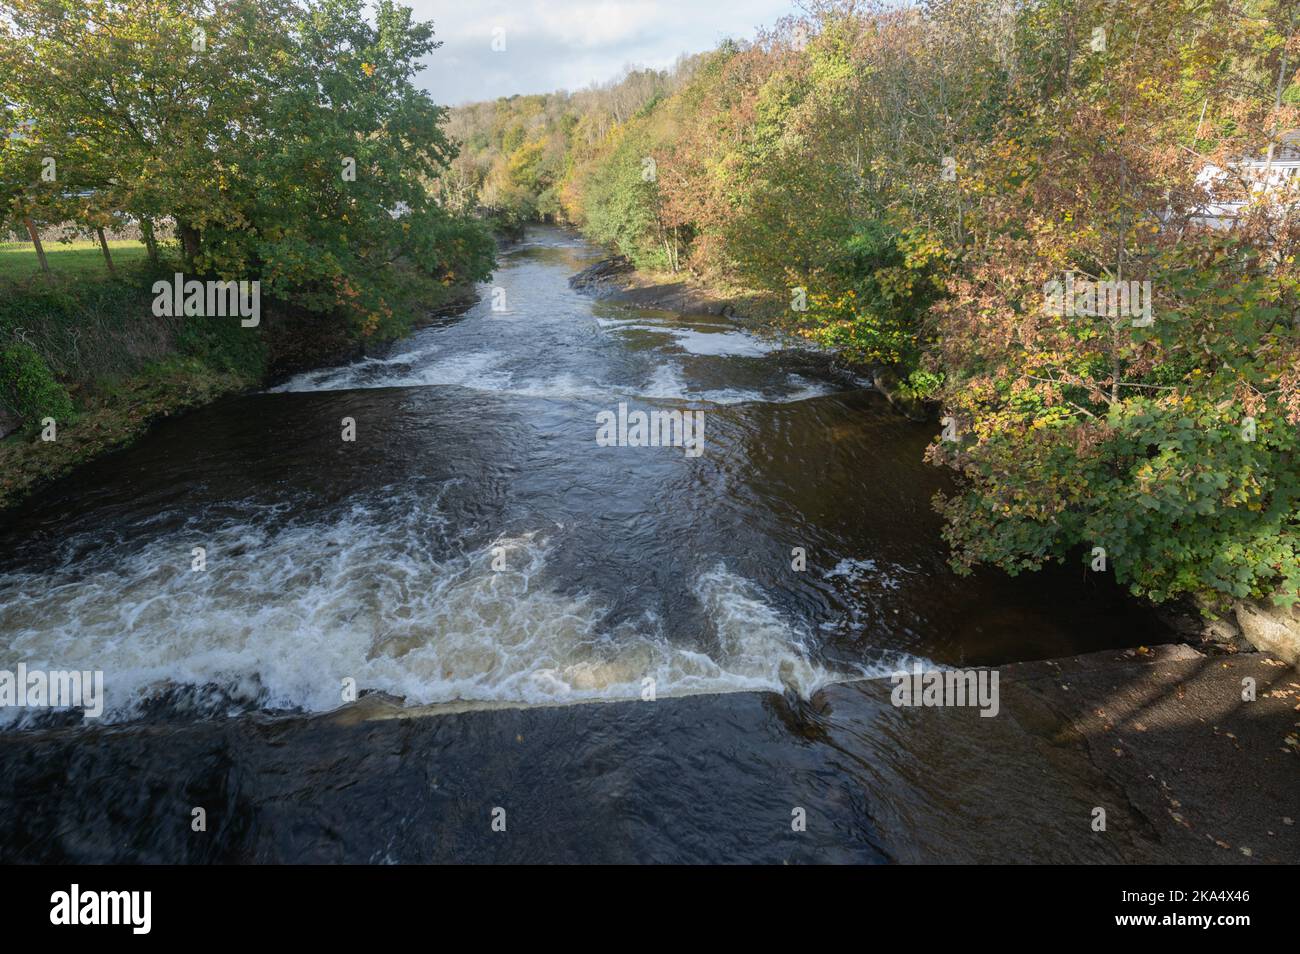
1;644;1292;863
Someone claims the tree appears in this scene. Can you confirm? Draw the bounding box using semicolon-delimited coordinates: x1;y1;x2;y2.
0;0;494;334
927;0;1300;608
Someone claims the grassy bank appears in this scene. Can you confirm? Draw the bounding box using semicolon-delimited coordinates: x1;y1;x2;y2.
0;239;149;280
0;246;477;511
0;252;267;509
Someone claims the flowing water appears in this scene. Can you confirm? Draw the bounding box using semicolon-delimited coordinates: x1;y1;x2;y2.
0;227;1173;861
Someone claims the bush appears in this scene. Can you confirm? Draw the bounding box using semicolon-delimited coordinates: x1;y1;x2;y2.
0;340;74;424
174;314;267;380
795;224;948;373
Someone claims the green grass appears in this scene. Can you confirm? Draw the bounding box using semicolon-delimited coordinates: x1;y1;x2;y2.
0;239;150;279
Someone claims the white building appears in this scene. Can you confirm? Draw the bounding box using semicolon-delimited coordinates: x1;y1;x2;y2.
1194;130;1300;228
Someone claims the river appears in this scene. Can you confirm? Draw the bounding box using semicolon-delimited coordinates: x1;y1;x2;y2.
0;227;1173;861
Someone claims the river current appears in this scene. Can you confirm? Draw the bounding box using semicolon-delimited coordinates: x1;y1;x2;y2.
0;227;1168;729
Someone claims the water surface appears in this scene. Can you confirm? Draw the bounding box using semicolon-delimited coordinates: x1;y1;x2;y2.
0;227;1167;728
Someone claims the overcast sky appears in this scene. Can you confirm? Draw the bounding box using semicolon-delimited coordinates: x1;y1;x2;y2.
410;0;797;105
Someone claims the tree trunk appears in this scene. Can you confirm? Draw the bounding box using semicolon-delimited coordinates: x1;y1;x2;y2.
96;227;116;277
177;221;201;269
23;217;50;275
140;217;160;264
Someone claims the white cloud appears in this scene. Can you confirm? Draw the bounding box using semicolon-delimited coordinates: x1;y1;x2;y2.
411;0;795;105
455;0;664;48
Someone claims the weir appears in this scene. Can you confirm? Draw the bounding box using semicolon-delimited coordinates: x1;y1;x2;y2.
0;644;1293;863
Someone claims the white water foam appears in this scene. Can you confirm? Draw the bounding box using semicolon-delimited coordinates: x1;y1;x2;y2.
601;321;782;357
272;347;831;406
825;557;910;590
271;349;515;394
0;507;869;725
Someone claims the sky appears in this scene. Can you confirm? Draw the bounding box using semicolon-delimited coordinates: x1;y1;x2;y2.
410;0;797;105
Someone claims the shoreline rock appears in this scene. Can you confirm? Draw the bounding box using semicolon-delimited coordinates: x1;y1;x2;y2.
1235;598;1300;665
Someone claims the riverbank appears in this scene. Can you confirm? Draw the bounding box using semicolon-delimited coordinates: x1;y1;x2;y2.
0;643;1292;863
0;265;481;511
568;254;759;317
568;254;931;420
0;359;253;510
